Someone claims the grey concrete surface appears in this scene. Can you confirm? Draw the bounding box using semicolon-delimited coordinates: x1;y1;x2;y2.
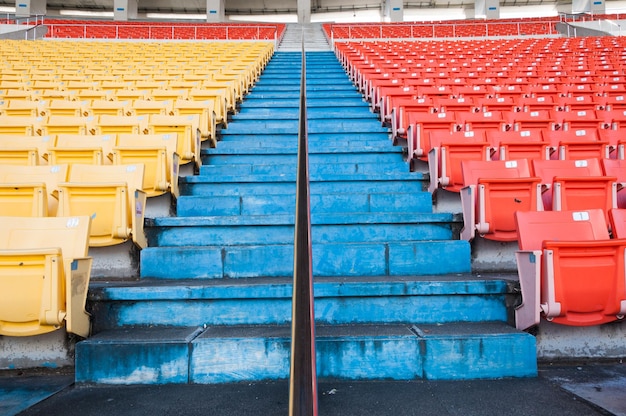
3;362;624;416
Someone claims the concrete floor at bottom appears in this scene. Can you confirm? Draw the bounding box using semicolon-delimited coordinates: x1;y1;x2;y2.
2;362;625;416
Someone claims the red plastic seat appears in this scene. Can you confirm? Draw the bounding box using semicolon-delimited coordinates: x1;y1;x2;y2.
514;209;626;330
406;111;458;162
543;128;610;160
487;129;550;161
427;130;490;193
609;208;626;238
601;159;626;208
457;110;508;133
390;97;433;141
460;159;542;241
507;109;556;130
532;158;617;216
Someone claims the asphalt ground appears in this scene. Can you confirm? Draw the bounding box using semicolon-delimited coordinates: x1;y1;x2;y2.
2;361;625;416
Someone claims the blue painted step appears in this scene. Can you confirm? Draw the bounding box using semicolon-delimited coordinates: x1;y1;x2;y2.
217;134;390;145
180;172;427;197
233;106;373;120
145;212;456;247
202;150;403;166
176;191;433;216
88;276;512;330
198;161;407;176
76;322;536;384
139;240;470;279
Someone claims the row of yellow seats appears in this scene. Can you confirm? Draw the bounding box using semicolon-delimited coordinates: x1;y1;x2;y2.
0;214;92;338
0;40;274;63
0;97;218;139
0;55;268;75
0;66;259;97
0;132;180;198
0;162;147;249
1;77;248;114
0;41;273;78
0;114;204;166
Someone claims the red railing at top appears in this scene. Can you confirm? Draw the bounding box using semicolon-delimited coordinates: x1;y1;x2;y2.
8;19;286;41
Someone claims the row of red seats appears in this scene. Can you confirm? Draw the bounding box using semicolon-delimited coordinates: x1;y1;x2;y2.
459;157;626;240
322;18;559;39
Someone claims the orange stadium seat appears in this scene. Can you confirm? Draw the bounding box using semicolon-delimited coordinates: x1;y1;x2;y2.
515;209;626;330
532;158;617;216
460;159;542;241
427;130;491;193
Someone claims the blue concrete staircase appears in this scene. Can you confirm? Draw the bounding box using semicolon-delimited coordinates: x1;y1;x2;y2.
76;51;537;384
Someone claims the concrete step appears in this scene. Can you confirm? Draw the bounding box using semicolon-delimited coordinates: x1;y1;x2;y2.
180;172;427;197
139;239;470;279
144;212;456;247
231;96;368;109
202;149;403;166
216;133;391;145
75;321;536;384
232;106;373;120
176;191;433;216
88;275;514;330
198;161;407;176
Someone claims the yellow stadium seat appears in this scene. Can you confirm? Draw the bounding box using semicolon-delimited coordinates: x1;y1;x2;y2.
74;89;112;102
113;89;149;101
132;99;173;116
211;75;244;103
57;163;147;248
148;89;188;101
0;116;43;136
41;90;76;101
1;100;45;117
65;80;99;91
94;115;148;136
1;89;37;101
48;134;116;165
46;99;89;117
43;115;95;136
89;99;132;117
112;133;180;197
134;80;167;91
0;136;40;165
172;99;216;145
147;114;200;167
189;88;228;127
0;215;92;337
0;134;52;164
0;163;69;216
99;80;133;91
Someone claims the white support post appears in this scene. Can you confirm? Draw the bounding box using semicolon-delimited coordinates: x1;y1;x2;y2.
206;0;225;22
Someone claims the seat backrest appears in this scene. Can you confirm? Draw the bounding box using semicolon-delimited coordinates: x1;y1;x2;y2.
609;208;626;239
532;158;604;183
602;158;626;183
0;163;69;215
429;130;487;149
132;99;173;116
68;163;144;196
462;159;532;187
0;116;42;136
0;215;90;258
95;115;147;135
515;209;609;251
50;134;116;165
